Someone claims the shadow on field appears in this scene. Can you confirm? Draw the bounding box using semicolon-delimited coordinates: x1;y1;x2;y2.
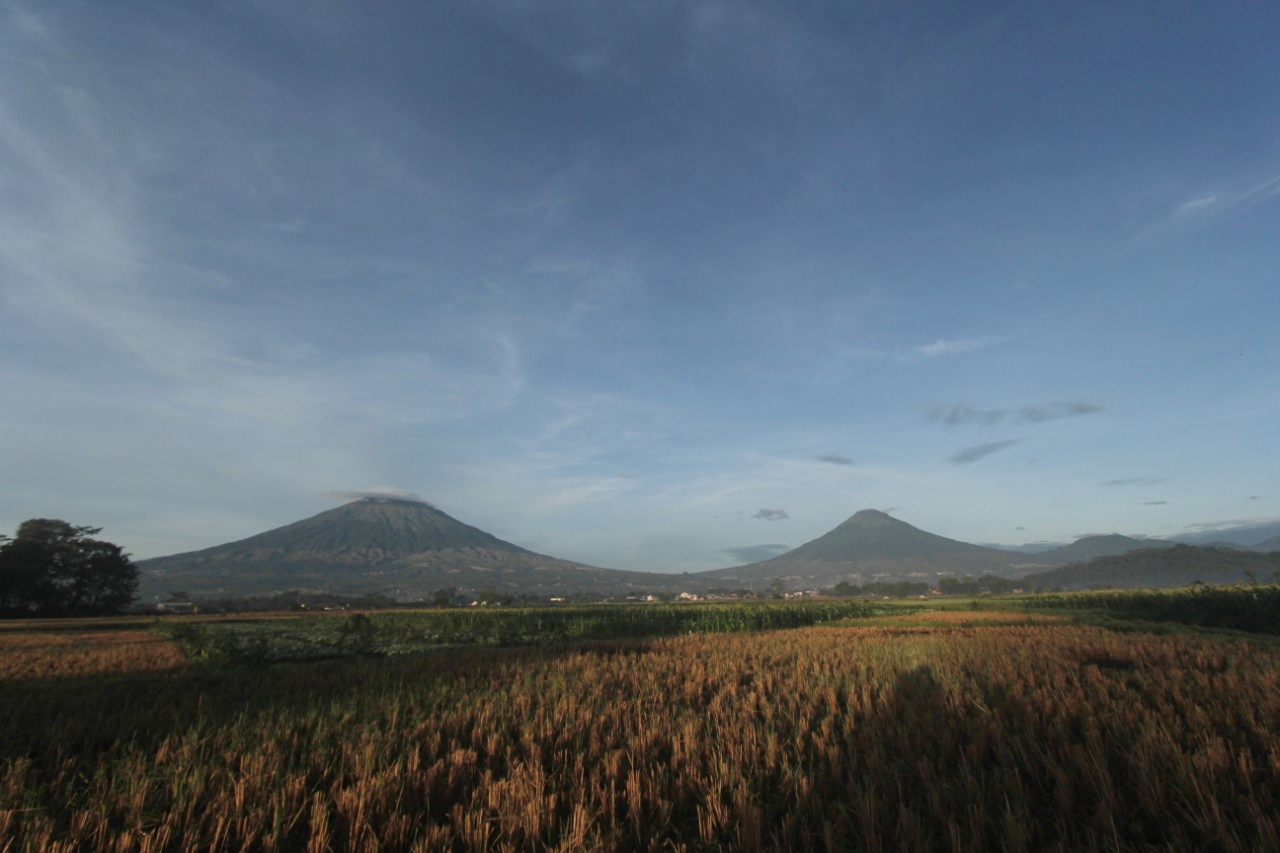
885;664;944;705
860;664;981;848
0;638;653;764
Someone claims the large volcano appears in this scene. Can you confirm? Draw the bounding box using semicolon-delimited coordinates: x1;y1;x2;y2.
703;509;1027;587
137;498;685;601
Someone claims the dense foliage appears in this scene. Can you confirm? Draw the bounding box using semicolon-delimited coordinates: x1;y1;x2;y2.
936;574;1021;595
830;580;931;597
1019;584;1280;634
0;520;137;617
3;613;1278;850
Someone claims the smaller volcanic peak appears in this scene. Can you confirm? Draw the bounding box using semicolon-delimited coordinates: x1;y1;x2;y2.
703;508;1022;586
785;509;995;562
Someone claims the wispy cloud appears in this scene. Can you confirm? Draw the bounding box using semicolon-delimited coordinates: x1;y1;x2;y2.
752;508;790;521
1144;174;1280;239
814;453;855;465
928;405;1004;427
1102;477;1164;487
1175;195;1217;216
1141;500;1172;506
928;401;1103;427
903;335;1008;362
722;544;790;563
1018;401;1104;422
949;440;1020;465
1179;175;1280;219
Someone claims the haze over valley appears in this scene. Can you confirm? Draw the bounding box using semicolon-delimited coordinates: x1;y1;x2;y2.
136;497;1280;602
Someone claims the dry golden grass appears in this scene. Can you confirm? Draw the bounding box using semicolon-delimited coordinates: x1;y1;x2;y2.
1;612;1277;851
0;629;187;680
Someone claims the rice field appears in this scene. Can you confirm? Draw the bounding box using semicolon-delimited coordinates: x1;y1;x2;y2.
1;607;1278;851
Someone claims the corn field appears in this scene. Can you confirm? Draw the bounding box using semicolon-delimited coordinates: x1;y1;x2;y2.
1015;583;1280;634
2;610;1278;851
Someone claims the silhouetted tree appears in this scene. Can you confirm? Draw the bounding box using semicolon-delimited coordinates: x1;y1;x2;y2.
0;520;137;616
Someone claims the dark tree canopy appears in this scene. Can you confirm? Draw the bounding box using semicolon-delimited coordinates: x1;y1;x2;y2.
0;520;138;616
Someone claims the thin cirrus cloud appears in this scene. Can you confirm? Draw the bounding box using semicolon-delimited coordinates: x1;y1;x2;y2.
949;440;1020;465
1176;175;1280;220
1143;174;1280;240
928;401;1103;427
902;336;1008;362
752;508;790;521
1175;195;1218;216
1102;478;1165;487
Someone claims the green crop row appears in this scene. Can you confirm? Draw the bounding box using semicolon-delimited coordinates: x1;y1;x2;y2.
153;600;913;664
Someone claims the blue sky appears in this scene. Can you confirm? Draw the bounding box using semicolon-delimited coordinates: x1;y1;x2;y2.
3;0;1278;571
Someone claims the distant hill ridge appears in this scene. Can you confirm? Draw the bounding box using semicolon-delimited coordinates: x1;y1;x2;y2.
1021;544;1280;590
1033;534;1178;566
1256;535;1280;552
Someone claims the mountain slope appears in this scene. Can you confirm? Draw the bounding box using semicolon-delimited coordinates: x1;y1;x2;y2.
1255;535;1280;552
704;510;1025;586
167;497;529;565
137;498;687;600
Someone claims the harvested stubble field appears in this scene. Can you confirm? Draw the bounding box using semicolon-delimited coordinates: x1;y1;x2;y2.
0;624;186;681
1;608;1278;851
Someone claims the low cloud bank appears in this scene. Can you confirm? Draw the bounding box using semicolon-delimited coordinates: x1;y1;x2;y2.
722;544;791;563
327;487;428;504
